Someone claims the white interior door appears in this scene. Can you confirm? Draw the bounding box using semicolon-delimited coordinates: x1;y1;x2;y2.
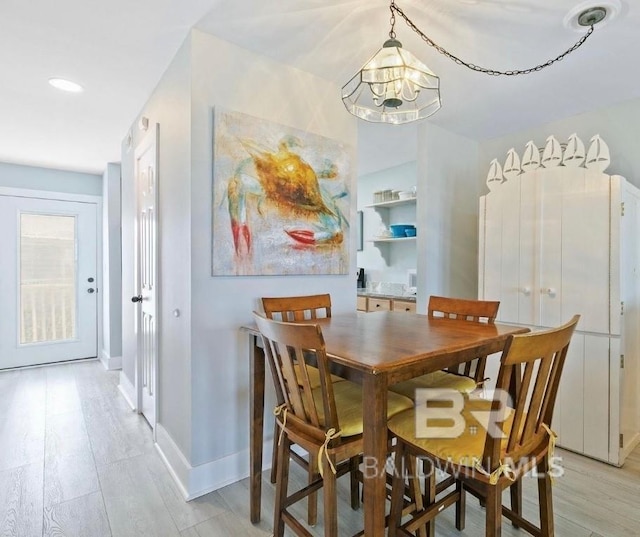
0;195;98;369
133;126;159;427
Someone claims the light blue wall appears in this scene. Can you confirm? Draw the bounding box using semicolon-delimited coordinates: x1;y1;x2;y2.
479;97;640;191
0;162;102;195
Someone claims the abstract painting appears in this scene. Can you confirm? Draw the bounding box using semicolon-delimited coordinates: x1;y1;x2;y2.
212;108;352;276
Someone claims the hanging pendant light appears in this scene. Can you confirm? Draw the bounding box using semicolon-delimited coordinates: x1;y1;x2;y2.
342;1;440;125
342;0;600;125
342;37;441;125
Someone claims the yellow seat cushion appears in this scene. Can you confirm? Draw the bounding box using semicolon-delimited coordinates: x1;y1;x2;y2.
388;398;516;469
389;371;477;400
293;363;346;389
311;381;414;438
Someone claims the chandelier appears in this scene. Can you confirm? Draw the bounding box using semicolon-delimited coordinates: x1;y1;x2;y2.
341;0;603;125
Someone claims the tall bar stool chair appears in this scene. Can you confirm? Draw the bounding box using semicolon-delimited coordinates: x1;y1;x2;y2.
262;294;349;524
254;312;413;537
387;315;580;537
389;295;501;400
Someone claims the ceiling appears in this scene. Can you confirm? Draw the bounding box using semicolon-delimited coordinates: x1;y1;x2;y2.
1;0;636;175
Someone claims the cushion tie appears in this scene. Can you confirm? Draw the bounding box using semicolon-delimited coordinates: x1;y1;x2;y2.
318;428;342;477
474;457;517;485
541;423;558;484
273;404;288;446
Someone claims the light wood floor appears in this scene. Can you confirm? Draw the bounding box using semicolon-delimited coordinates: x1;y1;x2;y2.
0;360;638;536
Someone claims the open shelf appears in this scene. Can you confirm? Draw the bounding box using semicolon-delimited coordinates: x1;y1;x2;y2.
369;236;416;243
364;198;416;209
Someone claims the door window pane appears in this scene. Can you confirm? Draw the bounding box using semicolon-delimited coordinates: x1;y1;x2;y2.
20;214;76;344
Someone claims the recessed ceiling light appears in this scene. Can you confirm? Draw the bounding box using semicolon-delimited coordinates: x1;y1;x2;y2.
48;77;84;93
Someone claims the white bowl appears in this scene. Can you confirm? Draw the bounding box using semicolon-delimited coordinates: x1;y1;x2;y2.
397;191;413;200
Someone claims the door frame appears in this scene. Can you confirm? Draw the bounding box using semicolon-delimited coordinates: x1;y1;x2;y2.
0;187;103;367
133;124;160;434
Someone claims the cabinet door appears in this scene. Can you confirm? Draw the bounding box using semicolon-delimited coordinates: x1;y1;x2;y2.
393;300;416;313
480;181;522;322
555;332;610;462
357;296;368;312
559;169;610;333
367;298;391;312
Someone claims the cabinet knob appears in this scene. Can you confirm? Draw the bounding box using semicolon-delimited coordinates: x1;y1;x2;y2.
542;287;557;297
521;286;531;296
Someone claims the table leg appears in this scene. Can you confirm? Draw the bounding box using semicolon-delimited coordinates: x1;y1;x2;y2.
250;334;265;524
362;373;388;536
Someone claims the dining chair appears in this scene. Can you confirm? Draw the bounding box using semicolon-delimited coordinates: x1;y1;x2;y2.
254;312;414;537
261;294;349;525
389;295;501;400
387;314;580;537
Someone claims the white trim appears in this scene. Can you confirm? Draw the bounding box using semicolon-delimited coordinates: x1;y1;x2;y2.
100;349;122;370
0;187;102;204
118;372;137;411
155;423;273;501
620;431;640;466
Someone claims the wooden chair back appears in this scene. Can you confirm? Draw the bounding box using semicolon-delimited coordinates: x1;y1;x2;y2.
428;295;499;323
483;315;580;471
254;312;339;442
428;295;500;382
262;294;332;322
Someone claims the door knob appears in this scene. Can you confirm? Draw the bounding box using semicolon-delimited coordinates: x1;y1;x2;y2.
87;288;95;294
131;295;143;303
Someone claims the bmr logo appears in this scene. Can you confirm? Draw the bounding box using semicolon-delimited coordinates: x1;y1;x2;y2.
414;388;513;439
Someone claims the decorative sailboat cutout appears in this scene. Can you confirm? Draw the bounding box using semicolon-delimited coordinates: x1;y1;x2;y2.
503;148;521;180
486;134;611;193
521;140;541;172
562;133;586;167
486;158;504;191
541;135;563;168
586;134;611;172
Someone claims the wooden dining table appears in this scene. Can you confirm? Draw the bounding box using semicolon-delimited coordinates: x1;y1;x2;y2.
244;310;528;536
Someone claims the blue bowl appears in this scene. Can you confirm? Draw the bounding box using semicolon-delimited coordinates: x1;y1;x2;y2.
389;224;414;238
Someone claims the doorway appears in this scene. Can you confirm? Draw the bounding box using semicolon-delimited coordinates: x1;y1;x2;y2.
0;194;98;369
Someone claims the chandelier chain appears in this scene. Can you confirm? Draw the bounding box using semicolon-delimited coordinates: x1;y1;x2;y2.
390;2;595;76
389;0;397;39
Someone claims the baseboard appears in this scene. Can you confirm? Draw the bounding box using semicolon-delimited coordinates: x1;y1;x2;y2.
620;431;640;464
100;349;122;371
155;423;273;501
118;372;137;411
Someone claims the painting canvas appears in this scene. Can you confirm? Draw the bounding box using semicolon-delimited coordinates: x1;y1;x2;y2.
212;108;352;276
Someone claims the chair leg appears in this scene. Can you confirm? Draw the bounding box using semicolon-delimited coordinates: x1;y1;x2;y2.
538;456;555;537
423;458;435;537
308;452;318;526
349;456;361;510
270;421;279;484
455;479;466;531
485;485;502;537
388;441;406;537
273;434;291;537
510;480;522;528
405;455;427;537
322;456;338;537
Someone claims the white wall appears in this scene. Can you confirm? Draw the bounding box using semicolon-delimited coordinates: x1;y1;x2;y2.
120;37;193;456
357;161;418;285
479;97;640;191
0;161;102;195
101;163;122;370
188;30;357;472
119;29;357;497
416;123;480;310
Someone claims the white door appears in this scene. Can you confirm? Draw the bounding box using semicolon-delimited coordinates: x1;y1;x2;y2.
0;195;98;369
133;126;159;427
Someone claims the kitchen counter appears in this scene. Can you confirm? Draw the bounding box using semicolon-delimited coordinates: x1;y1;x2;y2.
357;290;416;302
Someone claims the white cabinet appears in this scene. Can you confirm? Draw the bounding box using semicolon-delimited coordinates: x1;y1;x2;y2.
479;165;640;466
